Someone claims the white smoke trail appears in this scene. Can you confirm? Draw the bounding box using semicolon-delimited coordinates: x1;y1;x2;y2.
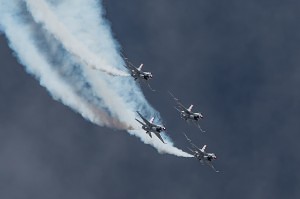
0;0;192;157
0;0;130;130
25;0;128;77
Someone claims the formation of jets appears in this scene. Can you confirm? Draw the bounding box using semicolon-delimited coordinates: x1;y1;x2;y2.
124;58;219;172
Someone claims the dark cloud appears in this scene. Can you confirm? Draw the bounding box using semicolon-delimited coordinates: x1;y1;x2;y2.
1;0;300;198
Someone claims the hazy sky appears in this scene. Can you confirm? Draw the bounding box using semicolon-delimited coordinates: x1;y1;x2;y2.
1;0;300;199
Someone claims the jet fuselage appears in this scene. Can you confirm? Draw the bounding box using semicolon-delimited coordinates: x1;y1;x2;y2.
181;111;203;121
142;125;165;133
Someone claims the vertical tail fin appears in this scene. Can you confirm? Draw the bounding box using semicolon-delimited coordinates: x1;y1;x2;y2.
188;104;193;112
138;64;143;71
149;117;154;123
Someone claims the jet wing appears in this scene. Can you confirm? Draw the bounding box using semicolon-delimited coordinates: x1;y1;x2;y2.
187;147;195;154
131;66;140;74
154;132;165;144
191;142;202;152
205;160;219;173
173;99;190;113
136;111;153;127
168;91;179;101
176;102;190;113
135;118;145;126
193;121;206;133
127;63;140;73
183;133;192;143
168;92;190;113
185;135;204;157
124;59;141;73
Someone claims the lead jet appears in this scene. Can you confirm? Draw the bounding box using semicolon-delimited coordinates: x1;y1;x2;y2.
169;92;205;132
124;58;155;91
184;133;219;172
135;111;166;143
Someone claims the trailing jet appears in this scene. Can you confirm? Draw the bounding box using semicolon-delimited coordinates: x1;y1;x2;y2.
169;92;205;132
124;58;155;91
184;133;219;172
128;63;153;81
135;111;166;143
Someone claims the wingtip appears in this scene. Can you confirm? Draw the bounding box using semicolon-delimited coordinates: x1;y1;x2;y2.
183;132;192;142
147;83;156;92
183;132;188;139
168;91;176;99
167;91;177;99
200;128;206;133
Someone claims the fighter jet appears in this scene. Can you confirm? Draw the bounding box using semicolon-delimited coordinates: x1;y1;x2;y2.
124;58;155;91
169;92;205;132
184;133;219;172
128;63;153;81
135;111;166;143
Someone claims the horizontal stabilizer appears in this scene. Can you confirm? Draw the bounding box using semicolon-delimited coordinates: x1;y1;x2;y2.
155;132;165;144
147;131;152;138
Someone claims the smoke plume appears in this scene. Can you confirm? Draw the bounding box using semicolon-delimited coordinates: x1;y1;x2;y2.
0;0;192;157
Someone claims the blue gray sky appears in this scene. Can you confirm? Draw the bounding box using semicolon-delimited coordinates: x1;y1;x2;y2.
1;0;300;198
